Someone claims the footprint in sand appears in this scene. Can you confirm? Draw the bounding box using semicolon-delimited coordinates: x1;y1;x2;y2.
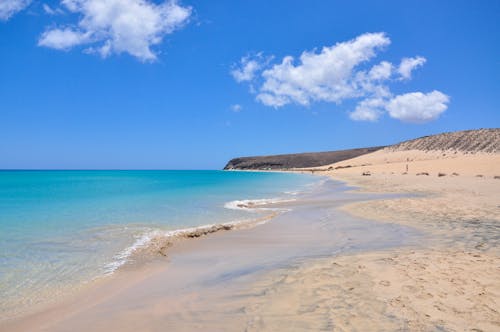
379;280;391;287
402;285;419;293
417;292;434;300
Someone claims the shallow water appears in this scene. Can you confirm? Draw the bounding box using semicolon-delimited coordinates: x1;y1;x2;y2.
0;170;317;318
0;177;424;332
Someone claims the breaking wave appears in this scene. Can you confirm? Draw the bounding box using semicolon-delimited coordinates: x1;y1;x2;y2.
103;212;280;275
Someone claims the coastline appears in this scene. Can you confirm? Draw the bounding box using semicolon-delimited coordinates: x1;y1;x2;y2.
202;165;500;331
2;157;499;331
0;170;315;321
0;199;298;322
220;167;500;331
0;176;423;331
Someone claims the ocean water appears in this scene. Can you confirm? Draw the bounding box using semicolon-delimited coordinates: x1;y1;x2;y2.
0;170;317;317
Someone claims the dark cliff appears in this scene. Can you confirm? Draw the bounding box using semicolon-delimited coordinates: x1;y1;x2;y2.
223;146;384;170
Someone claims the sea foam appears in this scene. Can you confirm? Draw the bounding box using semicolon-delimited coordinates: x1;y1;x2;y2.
103;196;298;274
223;197;296;212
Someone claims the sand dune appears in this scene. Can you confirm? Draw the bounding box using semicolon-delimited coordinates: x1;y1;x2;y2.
387;128;499;153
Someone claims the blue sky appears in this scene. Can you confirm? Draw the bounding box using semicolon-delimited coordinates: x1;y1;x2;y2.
0;0;499;169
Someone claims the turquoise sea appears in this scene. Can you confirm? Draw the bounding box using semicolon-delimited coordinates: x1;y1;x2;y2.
0;170;317;316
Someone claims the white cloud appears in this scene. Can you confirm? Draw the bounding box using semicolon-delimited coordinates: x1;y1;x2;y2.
0;0;31;21
43;3;64;15
233;32;448;124
398;56;426;80
38;28;89;49
255;32;391;107
349;98;385;122
350;90;450;123
368;61;393;80
231;54;266;83
38;0;192;61
386;90;449;123
230;104;242;112
43;3;55;14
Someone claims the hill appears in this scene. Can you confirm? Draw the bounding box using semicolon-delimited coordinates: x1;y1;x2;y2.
316;128;500;177
223;147;384;170
223;129;499;171
387;128;499;153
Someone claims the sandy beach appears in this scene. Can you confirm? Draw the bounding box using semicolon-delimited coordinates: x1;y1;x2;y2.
1;149;499;331
197;150;500;331
2;0;498;330
297;150;500;331
0;175;420;331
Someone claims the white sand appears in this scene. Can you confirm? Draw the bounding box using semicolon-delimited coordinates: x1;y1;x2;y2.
270;150;500;331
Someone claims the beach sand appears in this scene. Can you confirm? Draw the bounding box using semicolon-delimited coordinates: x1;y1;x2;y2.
220;152;500;331
2;151;499;331
279;150;500;331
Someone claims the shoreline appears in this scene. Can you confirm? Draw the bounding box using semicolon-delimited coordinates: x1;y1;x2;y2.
218;167;499;330
2;158;499;331
0;170;318;322
0;176;423;331
0;194;299;322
